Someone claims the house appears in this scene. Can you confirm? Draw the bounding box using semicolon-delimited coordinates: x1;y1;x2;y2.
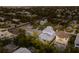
25;28;41;36
54;31;69;50
9;24;17;28
4;21;13;28
7;12;16;16
19;24;41;36
75;33;79;47
17;11;31;16
0;28;16;40
0;22;5;25
12;19;20;24
24;11;30;15
0;21;12;28
13;47;31;53
3;43;19;53
0;17;5;21
40;19;48;25
39;26;56;42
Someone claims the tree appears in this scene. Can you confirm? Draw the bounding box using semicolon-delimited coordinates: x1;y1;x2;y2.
64;35;76;53
14;33;27;47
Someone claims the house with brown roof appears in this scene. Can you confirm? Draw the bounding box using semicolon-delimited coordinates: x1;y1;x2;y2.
54;31;70;50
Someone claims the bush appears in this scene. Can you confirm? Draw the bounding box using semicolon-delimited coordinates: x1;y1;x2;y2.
64;35;76;53
0;38;11;46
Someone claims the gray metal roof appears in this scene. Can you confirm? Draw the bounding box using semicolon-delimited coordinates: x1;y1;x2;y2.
13;47;31;53
75;33;79;47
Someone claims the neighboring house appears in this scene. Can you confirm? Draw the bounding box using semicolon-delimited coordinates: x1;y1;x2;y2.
25;28;41;36
5;21;12;26
0;28;16;40
12;19;20;24
7;12;16;16
9;24;17;28
75;33;79;47
40;19;48;25
13;47;31;53
20;24;33;30
54;31;69;50
0;22;5;25
39;26;56;42
0;17;5;21
8;28;21;35
24;11;31;15
19;24;41;36
3;43;19;53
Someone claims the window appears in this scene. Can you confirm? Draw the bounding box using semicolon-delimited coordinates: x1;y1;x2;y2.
76;44;79;46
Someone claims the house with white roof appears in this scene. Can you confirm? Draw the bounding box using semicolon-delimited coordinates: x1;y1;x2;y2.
0;28;16;40
0;17;5;21
40;19;48;25
12;19;20;24
75;33;79;47
13;47;31;53
39;26;56;42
